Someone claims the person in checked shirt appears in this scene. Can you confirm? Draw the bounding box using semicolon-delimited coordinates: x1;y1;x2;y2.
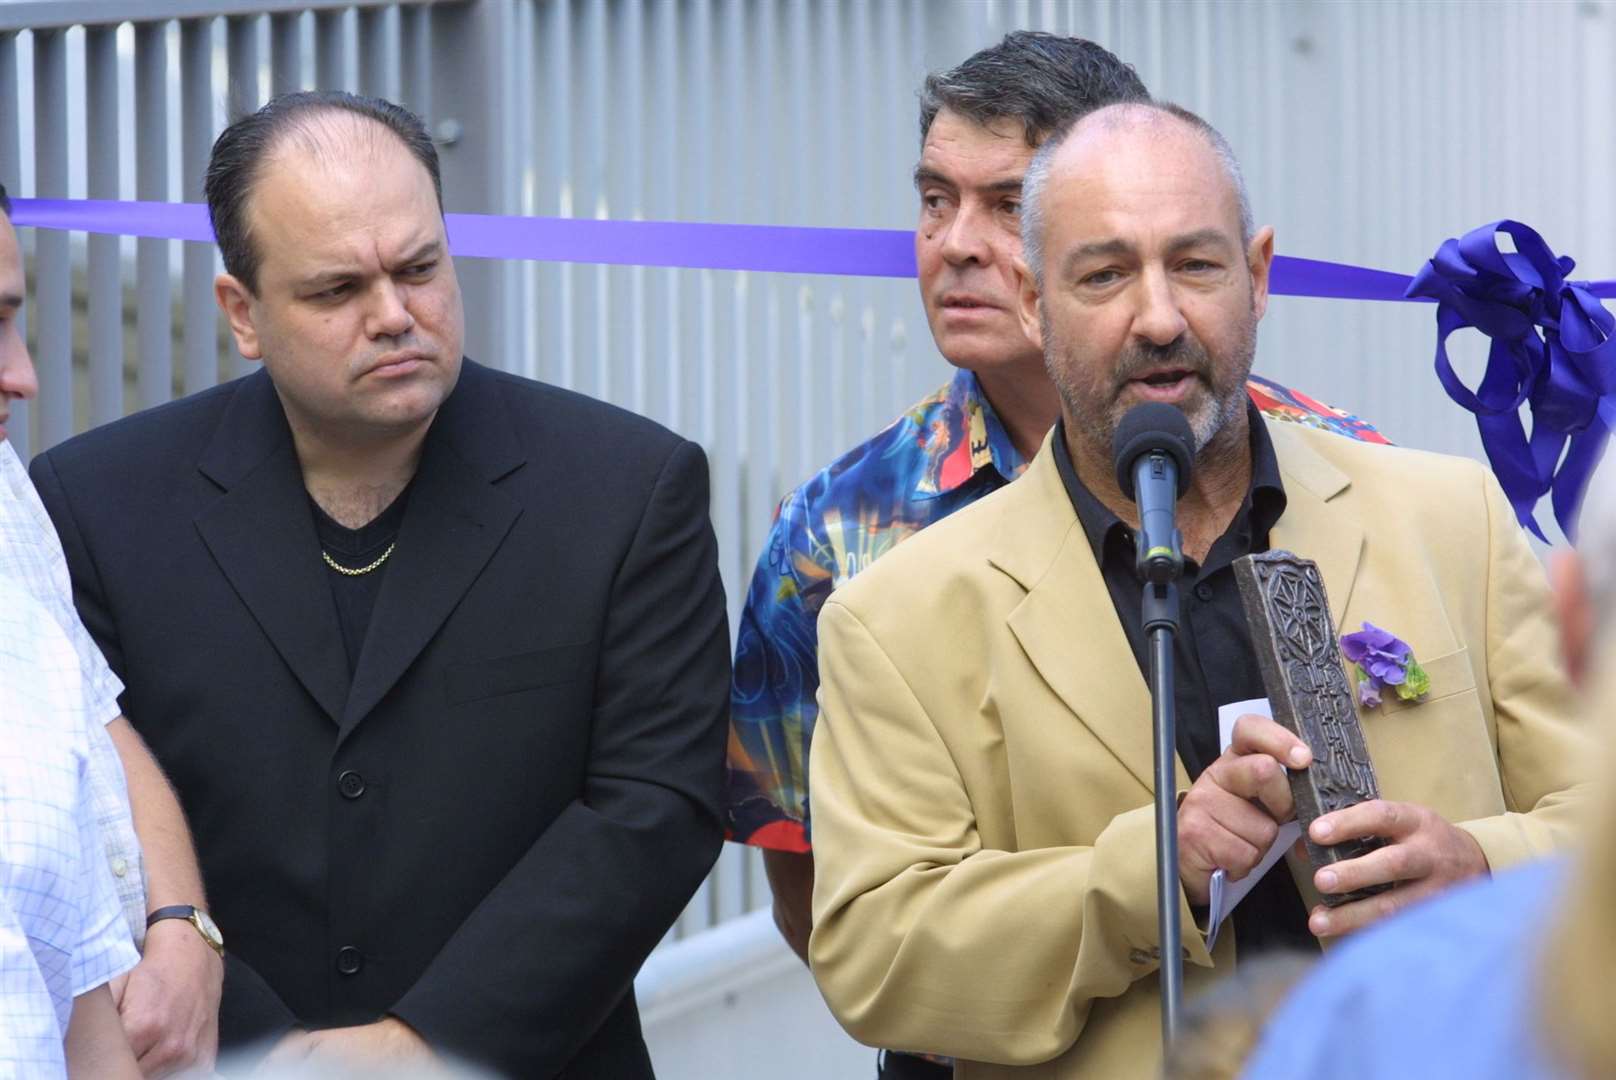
0;186;142;1076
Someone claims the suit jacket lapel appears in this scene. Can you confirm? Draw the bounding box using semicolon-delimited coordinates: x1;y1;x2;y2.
340;362;526;736
194;371;351;724
994;445;1182;797
1265;420;1364;632
990;420;1363;795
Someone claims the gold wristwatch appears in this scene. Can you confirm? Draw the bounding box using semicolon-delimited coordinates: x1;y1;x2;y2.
146;905;225;957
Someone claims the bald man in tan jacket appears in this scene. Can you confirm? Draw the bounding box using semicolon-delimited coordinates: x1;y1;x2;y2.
806;102;1590;1080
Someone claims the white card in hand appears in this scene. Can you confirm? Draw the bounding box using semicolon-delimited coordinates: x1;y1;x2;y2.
1206;698;1302;951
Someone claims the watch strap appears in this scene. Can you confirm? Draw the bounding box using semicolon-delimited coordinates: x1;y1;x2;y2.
146;904;200;927
146;904;225;956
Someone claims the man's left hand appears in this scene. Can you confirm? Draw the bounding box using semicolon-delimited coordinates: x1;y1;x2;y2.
262;1018;438;1072
1305;799;1489;938
117;919;223;1077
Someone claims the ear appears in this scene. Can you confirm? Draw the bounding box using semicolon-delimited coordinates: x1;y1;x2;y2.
1247;225;1276;321
1013;255;1043;354
1550;549;1593;689
214;273;263;362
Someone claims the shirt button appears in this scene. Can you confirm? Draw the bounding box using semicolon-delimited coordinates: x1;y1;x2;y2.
111;857;128;878
1195;583;1214;602
336;946;363;976
337;770;366;799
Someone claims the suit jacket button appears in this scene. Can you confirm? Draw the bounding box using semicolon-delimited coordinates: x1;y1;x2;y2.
336;946;363;975
337;770;366;799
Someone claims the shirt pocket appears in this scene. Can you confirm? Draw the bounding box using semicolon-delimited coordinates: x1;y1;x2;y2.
1374;645;1477;717
443;641;595;706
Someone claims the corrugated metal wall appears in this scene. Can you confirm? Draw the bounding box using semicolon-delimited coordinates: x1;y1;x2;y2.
7;0;1610;942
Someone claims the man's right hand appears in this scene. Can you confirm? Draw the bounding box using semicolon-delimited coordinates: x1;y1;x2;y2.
1178;714;1312;906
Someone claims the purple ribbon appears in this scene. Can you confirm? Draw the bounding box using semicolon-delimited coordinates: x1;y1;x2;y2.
11;198;918;277
5;196;1547;298
1406;220;1616;540
17;199;1616;537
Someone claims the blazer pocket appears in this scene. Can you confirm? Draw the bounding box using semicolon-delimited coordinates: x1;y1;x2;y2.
1375;645;1477;717
444;641;595;706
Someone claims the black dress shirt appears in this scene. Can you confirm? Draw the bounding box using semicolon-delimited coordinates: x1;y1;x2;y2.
1052;405;1317;957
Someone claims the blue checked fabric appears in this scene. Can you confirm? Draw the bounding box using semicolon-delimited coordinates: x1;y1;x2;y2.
0;442;145;946
0;577;141;1074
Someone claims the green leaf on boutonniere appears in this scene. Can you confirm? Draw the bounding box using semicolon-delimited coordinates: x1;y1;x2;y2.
1395;657;1431;701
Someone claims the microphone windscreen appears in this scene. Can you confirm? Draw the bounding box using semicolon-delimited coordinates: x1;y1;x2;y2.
1112;403;1195;501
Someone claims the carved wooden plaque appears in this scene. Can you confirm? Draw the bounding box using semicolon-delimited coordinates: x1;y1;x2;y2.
1233;550;1391;907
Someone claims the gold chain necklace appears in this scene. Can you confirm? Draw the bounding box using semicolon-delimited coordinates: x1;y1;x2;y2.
322;541;397;577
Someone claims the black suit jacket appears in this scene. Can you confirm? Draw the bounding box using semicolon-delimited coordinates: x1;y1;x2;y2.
31;360;731;1079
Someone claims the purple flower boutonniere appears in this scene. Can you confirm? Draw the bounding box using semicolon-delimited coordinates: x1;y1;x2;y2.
1340;622;1431;709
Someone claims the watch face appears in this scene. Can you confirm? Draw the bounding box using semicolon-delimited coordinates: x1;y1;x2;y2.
192;909;224;948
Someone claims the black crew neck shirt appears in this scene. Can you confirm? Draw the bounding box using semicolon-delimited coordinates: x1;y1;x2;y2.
311;485;411;675
1051;405;1318;958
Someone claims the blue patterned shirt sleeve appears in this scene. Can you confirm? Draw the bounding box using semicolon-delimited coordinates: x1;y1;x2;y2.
726;489;834;852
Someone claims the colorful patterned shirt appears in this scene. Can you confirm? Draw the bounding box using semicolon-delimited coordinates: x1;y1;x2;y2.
724;370;1387;851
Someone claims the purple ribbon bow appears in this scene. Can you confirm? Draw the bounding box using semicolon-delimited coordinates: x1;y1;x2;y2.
1406;220;1616;541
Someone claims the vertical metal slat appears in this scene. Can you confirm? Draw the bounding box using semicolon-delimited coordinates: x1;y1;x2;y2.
135;20;174;411
32;27;72;452
357;6;389;99
315;9;345;91
181;17;219;395
224;15;263;382
399;4;432;118
87;24;124;428
227;15;261;120
270;11;303;97
586;0;609;403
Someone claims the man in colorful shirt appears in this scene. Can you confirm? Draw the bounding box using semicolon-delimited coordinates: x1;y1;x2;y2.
723;34;1384;1079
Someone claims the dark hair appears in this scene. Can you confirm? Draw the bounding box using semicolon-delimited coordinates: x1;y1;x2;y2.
0;182;11;219
203;90;443;294
918;31;1149;148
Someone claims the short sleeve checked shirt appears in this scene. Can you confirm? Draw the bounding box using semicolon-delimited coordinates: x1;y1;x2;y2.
723;370;1387;850
0;441;146;943
0;577;141;1074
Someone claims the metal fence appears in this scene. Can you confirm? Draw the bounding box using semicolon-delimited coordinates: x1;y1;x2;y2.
8;0;1616;947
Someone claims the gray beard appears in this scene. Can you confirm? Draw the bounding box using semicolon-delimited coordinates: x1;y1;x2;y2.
1043;310;1257;465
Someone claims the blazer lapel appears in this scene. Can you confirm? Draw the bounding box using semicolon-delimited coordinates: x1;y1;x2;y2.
1265;420;1364;632
340;363;526;736
994;446;1184;797
194;371;351;724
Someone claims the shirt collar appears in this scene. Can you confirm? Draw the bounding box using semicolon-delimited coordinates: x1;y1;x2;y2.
914;368;1030;498
1054;402;1288;570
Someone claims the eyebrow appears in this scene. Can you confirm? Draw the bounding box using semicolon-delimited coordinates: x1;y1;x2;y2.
0;292;21;310
1163;228;1235;255
394;239;443;267
912;166;1023;196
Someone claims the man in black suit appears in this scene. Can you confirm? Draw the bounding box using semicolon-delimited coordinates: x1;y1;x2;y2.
30;91;730;1078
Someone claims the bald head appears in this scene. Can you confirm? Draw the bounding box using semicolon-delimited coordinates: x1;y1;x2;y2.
205;91;443;296
1021;102;1253;286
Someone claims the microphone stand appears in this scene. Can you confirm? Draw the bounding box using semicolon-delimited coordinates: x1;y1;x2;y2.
1115;407;1195;1053
1141;562;1184;1047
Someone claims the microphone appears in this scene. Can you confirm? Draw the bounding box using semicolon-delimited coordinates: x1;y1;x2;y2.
1112;403;1195;584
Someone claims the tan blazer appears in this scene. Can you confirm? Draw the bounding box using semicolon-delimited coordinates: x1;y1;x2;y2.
807;420;1591;1079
